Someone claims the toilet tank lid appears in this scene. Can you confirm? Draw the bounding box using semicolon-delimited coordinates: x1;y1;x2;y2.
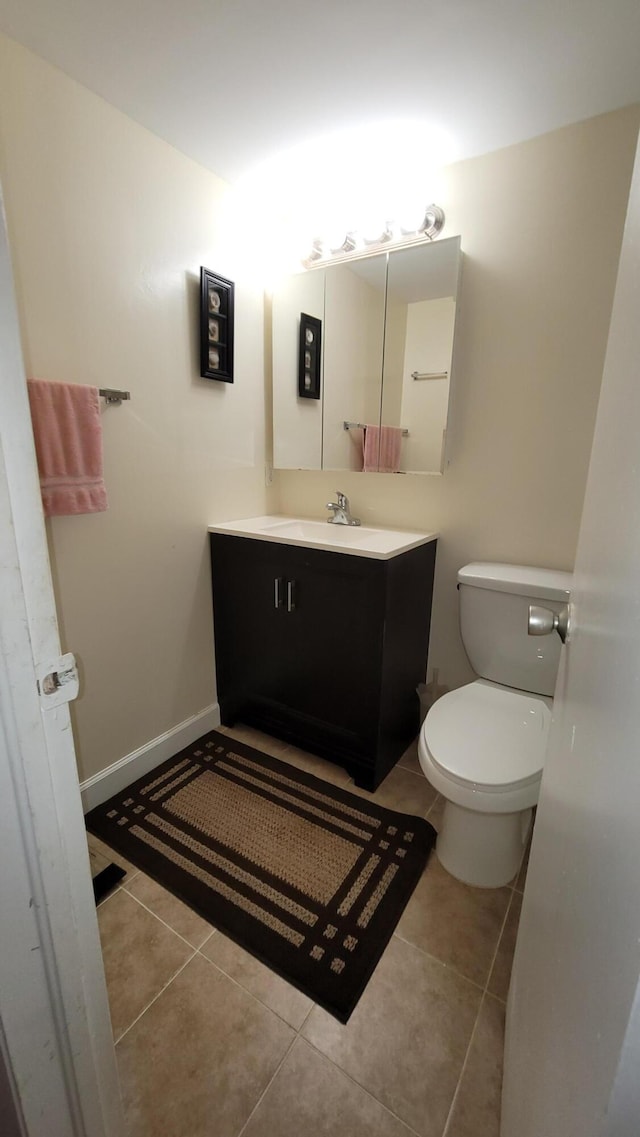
458;562;572;601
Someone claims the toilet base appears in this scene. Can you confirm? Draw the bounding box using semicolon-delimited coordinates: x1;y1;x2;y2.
436;800;532;888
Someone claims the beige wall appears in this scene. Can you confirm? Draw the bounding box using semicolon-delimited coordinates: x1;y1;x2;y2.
0;35;271;782
273;107;640;690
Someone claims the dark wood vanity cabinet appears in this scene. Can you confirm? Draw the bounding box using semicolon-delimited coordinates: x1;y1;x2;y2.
209;533;437;791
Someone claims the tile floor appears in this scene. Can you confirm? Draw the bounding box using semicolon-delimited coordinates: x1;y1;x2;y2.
88;725;528;1137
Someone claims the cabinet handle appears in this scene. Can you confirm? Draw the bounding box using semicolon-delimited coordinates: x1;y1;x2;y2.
274;577;284;609
287;579;296;612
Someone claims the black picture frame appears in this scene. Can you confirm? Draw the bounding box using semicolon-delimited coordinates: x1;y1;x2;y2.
200;268;234;383
298;313;322;400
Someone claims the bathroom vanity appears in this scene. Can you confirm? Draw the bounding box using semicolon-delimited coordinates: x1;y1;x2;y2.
208;517;437;791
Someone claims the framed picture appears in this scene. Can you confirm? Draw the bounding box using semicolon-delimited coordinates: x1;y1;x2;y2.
200;268;234;382
298;313;322;399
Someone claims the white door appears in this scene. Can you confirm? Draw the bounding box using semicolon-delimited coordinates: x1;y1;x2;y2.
0;189;123;1136
501;131;640;1134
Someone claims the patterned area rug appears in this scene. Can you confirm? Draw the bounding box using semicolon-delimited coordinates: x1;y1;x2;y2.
86;730;436;1021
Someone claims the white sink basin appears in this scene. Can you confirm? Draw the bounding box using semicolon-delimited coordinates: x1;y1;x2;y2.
261;519;379;545
208;516;438;560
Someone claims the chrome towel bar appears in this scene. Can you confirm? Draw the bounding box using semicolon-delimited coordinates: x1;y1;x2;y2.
99;388;130;405
343;420;409;437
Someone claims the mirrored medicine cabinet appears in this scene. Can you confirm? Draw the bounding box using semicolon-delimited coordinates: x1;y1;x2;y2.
271;234;462;474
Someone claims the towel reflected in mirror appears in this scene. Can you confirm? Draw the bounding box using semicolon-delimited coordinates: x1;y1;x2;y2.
362;424;403;473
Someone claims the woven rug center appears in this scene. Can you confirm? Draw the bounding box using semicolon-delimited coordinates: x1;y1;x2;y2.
165;767;362;904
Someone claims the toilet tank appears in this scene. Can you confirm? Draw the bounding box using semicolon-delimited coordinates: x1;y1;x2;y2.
458;563;572;697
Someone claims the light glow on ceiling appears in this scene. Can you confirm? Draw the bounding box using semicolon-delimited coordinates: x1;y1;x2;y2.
224;118;457;280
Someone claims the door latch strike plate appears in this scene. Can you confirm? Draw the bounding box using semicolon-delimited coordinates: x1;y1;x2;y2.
37;653;79;708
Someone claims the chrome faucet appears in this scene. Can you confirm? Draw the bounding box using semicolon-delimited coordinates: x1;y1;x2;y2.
326;491;361;526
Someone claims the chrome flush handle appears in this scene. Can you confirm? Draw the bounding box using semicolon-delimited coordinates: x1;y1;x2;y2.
528;604;571;645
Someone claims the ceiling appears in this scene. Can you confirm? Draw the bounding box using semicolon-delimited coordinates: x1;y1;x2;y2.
0;0;639;185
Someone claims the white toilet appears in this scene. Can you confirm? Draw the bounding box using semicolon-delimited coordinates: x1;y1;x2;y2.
418;562;571;888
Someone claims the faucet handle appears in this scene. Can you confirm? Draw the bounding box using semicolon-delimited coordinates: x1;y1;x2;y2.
336;490;347;508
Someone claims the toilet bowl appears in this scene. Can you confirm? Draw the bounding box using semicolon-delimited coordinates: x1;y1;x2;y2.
419;562;571;888
419;679;551;886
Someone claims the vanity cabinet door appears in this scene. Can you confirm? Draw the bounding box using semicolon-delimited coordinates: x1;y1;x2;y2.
209;534;290;718
271;544;384;759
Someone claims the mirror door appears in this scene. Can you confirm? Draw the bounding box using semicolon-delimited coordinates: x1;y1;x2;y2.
271;236;462;474
272;269;324;470
322;254;387;471
381;237;461;473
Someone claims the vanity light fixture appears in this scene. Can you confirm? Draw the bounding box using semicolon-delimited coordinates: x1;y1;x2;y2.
307;239;324;262
329;232;357;255
363;223;394;246
303;204;446;268
418;204;446;239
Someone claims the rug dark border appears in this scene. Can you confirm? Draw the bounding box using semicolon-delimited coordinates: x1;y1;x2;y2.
86;730;436;1022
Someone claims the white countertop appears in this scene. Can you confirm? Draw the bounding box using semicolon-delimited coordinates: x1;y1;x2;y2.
208;515;438;560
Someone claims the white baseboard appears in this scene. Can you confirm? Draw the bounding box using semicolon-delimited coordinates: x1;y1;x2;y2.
80;702;221;812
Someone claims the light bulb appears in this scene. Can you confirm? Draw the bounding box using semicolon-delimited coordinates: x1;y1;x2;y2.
362;222;394;246
326;230;357;255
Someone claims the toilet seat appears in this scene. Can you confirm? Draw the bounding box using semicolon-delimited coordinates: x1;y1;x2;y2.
419;679;551;814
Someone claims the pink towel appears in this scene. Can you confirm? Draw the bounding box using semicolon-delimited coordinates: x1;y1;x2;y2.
27;379;108;517
363;425;403;473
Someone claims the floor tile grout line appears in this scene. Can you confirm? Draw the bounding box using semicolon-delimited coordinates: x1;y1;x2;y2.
299;1035;423;1137
87;834;141;884
397;763;428;780
119;881;216;952
424;795;441;823
114;948;198;1046
234;1033;298;1137
295;1001;316;1036
484;989;507;1010
441;890;513;1137
391;930;488;997
440;992;487;1137
390;870;515;1136
193;941;311;1033
93;870;138;909
96;885;122;908
438;887;517;1134
483;886;516;999
392;861;516;998
512;854;527;894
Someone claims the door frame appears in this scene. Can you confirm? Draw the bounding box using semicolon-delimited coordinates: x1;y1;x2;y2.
0;188;123;1135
